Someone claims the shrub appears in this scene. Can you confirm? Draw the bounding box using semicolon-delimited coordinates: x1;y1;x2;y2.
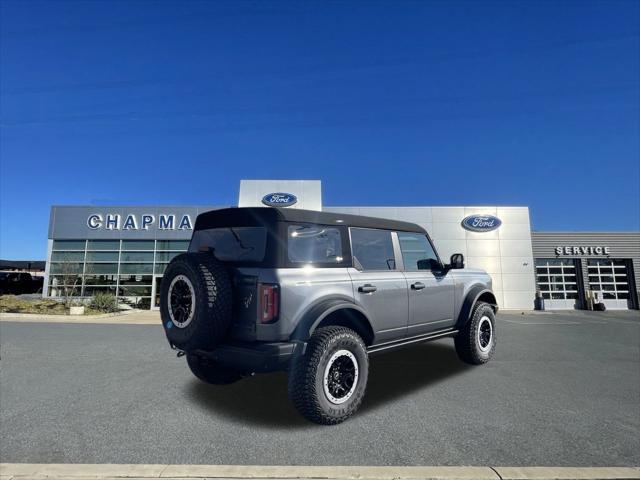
89;293;119;313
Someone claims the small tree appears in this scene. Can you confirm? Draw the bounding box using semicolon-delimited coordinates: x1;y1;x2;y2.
52;254;83;308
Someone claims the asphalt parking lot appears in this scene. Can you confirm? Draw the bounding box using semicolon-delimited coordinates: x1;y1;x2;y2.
1;311;638;466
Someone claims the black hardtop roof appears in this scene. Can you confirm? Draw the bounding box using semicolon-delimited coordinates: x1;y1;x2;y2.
194;207;426;234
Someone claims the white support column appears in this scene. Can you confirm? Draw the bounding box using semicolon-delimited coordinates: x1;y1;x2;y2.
42;239;54;298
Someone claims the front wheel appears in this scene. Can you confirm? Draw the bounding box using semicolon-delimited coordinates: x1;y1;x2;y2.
455;302;496;365
288;326;369;425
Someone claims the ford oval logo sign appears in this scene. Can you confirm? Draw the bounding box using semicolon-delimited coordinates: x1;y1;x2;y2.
261;192;298;207
461;214;502;232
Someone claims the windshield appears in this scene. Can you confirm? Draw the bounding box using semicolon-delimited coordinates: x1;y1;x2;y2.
188;227;267;263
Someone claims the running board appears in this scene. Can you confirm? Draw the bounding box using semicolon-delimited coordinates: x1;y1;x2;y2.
367;328;458;354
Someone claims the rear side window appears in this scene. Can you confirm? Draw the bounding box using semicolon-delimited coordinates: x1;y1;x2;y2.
350;228;396;271
189;227;267;263
398;232;439;270
287;225;343;264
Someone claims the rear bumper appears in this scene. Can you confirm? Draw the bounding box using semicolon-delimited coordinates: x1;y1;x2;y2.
194;340;305;373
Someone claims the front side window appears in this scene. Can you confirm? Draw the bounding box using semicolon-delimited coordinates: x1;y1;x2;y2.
398;232;439;270
189;227;267;263
287;225;343;264
350;228;396;271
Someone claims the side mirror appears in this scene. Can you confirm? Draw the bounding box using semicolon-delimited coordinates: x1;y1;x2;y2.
417;258;442;271
449;253;465;269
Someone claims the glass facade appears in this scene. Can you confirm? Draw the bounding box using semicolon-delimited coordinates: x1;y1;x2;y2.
533;256;637;310
47;239;189;309
587;259;631;304
535;258;579;301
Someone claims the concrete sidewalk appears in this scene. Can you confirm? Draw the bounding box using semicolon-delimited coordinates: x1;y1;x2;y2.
1;464;639;480
0;310;159;325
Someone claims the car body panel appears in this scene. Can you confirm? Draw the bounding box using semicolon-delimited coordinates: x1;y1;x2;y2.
255;267;355;342
403;270;456;334
347;267;409;343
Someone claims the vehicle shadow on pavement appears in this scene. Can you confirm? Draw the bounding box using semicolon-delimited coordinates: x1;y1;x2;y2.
361;341;470;414
188;371;308;428
187;341;469;428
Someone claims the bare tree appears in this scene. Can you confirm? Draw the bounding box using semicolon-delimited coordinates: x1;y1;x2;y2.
51;254;83;308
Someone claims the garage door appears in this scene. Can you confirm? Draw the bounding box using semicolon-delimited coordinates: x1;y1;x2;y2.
536;258;580;309
587;259;632;310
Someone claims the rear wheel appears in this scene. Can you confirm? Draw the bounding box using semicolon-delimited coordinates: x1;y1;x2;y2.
160;253;232;352
288;326;368;425
455;302;496;365
186;354;243;385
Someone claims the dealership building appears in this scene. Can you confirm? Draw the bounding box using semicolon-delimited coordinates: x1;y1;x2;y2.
44;180;640;311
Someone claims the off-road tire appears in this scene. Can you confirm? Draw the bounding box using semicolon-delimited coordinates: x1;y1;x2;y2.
288;326;368;425
160;252;232;352
186;354;243;385
455;301;496;365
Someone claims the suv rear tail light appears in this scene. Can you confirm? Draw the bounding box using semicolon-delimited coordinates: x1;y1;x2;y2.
259;283;279;324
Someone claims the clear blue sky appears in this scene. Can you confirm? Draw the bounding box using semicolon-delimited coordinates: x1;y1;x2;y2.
1;0;638;260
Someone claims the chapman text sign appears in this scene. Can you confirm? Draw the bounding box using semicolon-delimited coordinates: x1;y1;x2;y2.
87;213;193;231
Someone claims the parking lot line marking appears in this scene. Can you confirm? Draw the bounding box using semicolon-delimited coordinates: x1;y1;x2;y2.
587;318;640;326
499;316;639;326
500;318;580;325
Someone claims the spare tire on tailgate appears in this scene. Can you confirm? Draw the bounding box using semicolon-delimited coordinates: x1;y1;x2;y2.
160;252;232;352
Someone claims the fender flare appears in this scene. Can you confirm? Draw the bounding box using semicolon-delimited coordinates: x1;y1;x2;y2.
455;286;498;330
291;298;373;343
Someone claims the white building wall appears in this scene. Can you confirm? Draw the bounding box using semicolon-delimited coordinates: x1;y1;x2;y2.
42;239;54;298
325;206;536;310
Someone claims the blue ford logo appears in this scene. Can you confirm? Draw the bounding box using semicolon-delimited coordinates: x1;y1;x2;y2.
261;192;298;207
461;214;502;232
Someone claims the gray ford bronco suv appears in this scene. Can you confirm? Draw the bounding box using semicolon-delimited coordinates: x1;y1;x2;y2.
160;207;497;424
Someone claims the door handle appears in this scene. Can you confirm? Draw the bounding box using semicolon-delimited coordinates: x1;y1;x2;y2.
411;282;426;290
358;284;377;294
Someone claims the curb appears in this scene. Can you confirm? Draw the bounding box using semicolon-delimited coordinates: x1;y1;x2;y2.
495;467;640;479
1;464;639;480
0;311;158;325
0;310;134;319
